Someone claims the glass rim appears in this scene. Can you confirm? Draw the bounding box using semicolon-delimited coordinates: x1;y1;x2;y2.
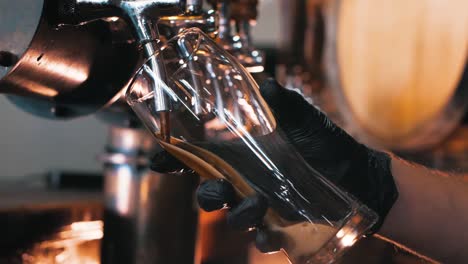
125;27;208;105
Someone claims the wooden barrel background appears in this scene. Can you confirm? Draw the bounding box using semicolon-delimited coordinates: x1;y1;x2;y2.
324;0;468;151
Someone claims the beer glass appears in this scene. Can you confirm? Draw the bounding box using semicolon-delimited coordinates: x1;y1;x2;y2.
126;28;377;264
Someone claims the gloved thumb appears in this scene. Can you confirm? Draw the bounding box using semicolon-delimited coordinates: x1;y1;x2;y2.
258;78;316;126
258;78;286;114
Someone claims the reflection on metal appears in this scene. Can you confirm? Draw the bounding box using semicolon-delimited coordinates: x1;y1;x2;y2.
0;0;44;78
276;0;325;96
73;0;187;114
0;0;187;119
245;65;264;73
1;13;140;118
23;56;89;85
158;1;218;39
114;166;133;216
0;188;102;263
100;127;199;264
22;221;103;264
210;0;265;72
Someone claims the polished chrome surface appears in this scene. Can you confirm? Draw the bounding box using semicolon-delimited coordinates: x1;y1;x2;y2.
0;0;44;78
0;190;102;263
74;0;186;113
108;126;154;153
97;0;218;128
0;0;186;118
0;1;139;118
158;9;217;38
186;0;202;13
276;0;325;95
100;127;199;264
2;14;140;119
232;19;265;72
211;0;265;72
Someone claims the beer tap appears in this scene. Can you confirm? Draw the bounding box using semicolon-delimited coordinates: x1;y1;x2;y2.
0;0;186;119
0;1;262;263
158;0;217;39
68;0;186;118
210;0;265;73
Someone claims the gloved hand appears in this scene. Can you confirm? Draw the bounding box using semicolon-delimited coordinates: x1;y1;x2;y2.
151;79;398;251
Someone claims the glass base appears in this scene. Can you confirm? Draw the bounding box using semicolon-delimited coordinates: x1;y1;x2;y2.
304;205;378;264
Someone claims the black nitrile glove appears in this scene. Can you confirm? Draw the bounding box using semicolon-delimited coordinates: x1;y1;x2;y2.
151;79;398;251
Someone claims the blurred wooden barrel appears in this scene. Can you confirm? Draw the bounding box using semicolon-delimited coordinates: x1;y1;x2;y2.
325;0;468;151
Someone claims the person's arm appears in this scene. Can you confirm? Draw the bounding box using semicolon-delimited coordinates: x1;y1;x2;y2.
379;157;468;263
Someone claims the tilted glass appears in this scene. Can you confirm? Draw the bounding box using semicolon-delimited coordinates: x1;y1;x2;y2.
126;28;377;264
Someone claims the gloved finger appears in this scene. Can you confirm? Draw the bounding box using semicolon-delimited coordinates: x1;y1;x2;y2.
258;78;348;163
258;78;286;113
197;179;236;212
259;78;323;127
255;226;283;253
259;79;308;116
227;194;268;230
150;150;188;173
